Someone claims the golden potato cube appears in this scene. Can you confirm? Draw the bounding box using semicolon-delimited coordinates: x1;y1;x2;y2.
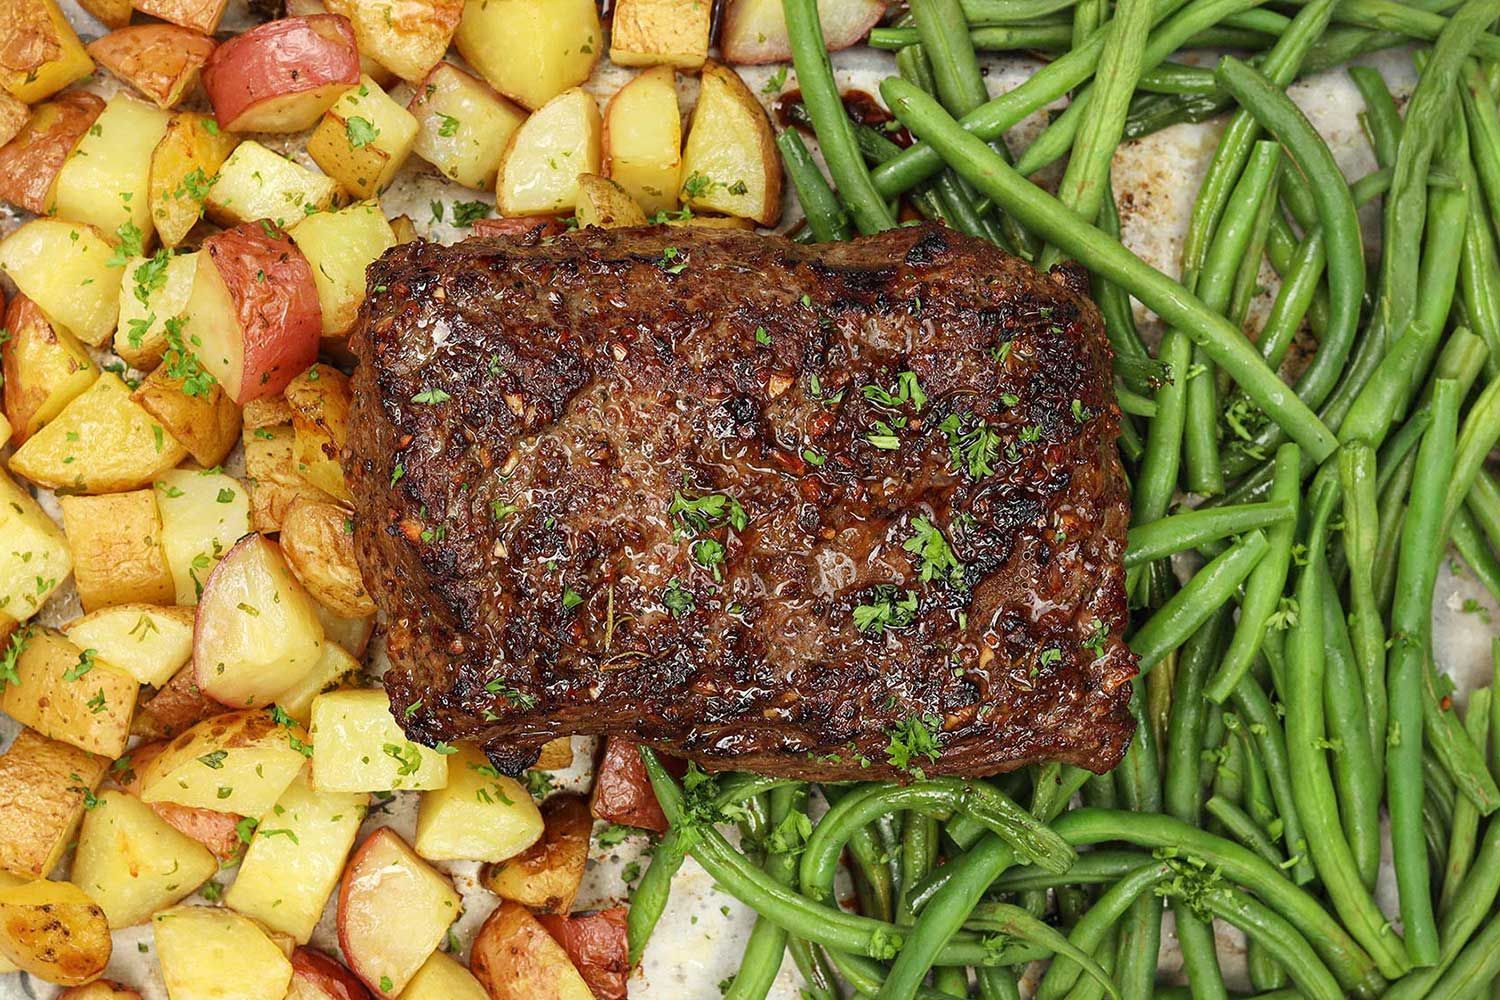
399;951;489;1000
70;790;217;927
534;737;574;770
153;905;293;1000
310;689;449;792
283;364;354;500
496;87;603;216
325;0;464;82
243;423;335;534
0;728;107;879
678;61;782;226
454;0;601;111
62;604;195;689
308;76;420;199
574;173;648;229
0;628;139;759
149;112;239;249
133;0;228;33
50;93;171;246
602;64;681;215
609;0;711;69
112;250;198;371
340;828;461;995
415;743;543;863
3;292;98;444
408;62;525;190
481;793;589;913
58;490;176;612
205;140;340;229
138;709;310;817
131;362;243;469
0;878;112;986
279;500;375;619
154;468;251;606
0;219;124;346
289;202;396;338
0;92;24;146
0;0;94;103
0;468;72;622
223;770;366;944
8;374;189;494
78;0;132;28
0;411;10;448
272;641;360;726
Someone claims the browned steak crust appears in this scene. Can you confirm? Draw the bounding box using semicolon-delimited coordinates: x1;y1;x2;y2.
345;223;1136;779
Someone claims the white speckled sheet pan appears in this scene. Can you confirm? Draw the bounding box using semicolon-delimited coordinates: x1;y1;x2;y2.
0;5;1484;997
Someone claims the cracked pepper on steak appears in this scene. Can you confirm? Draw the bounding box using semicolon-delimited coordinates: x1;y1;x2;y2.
344;223;1137;779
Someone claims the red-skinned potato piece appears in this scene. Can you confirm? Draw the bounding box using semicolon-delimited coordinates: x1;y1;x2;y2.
470;216;568;240
202;15;360;133
536;909;629;1000
720;0;884;63
121;741;244;862
470;902;594;1000
87;25;216;109
590;738;685;833
288;948;373;1000
0;91;103;215
59;981;144;999
0;93;26;147
183;224;322;404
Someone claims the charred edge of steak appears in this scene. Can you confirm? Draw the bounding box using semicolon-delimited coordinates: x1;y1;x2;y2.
345;223;1138;780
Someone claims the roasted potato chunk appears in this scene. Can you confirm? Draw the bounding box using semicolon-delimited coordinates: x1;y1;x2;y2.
609;0;711;69
1;628;138;759
148;113;239;250
8;374;188;495
679;61;782;225
87;24;217;109
0;0;94;103
284;364;356;498
0;728;108;880
469;901;593;1000
62;605;195;690
0;220;123;347
112;250;199;371
50;93;171;247
289;203;397;339
454;0;601;111
2;292;97;446
244;423;337;533
482;793;590;914
0;879;111;986
154;468;252;606
153;905;293;1000
70;790;217;927
280;500;375;618
0;467;73;621
307;75;420;199
0;91;102;217
132;363;243;470
58;491;176;612
137;709;310;817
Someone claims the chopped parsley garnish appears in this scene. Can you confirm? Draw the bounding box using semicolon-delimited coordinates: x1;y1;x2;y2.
691;538;727;579
412;387;451;405
669;491;748;534
451;200;493;226
63;648;97;682
861;371;927;411
382;742;422;777
886;714;942;778
345;116;379;148
853;586;918;635
162;315;216;398
904;517;964;586
658;246;689;274
662;579;695;617
436;113;461;137
939;413;1002;480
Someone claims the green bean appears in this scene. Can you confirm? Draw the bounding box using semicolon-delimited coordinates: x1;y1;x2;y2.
1467;468;1500;552
782;0;896;234
1130;530;1270;674
1206;445;1301;701
1348;65;1402;167
978;968;1021;1000
1232;677;1314;883
1458;179;1500;377
1388;377;1461;967
1013;0;1275;180
1440;689;1492;913
1138;61;1219;94
1423;654;1500;813
1177;0;1339;291
1452;507;1500;601
869;0;1196;199
1111;683;1166;1000
1252;227;1326;375
1329;0;1500;58
1284;480;1410;977
1037;862;1173;1000
1397;178;1470;410
1226;160;1280;328
775;131;851;244
1227;713;1278;831
627;830;686;966
1050;809;1388;996
1170;883;1345;1000
1040;0;1156;270
959;0;1077;21
1425;913;1500;1000
1184;141;1282;495
992;850;1153;892
883;78;1339;461
1214;57;1365;413
1442;372;1500;539
1131;331;1191;541
725;784;807;1000
896;813;936;926
969;902;1120;999
1205;795;1285;866
1374;0;1500;350
1125;502;1290;568
1462;62;1500;237
1318;577;1382;887
1338;443;1388;791
868;25;1074;50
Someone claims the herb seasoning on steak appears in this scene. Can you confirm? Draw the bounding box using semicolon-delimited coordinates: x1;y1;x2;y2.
345;223;1137;779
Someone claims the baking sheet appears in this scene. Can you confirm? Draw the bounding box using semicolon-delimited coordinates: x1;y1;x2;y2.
0;6;1485;997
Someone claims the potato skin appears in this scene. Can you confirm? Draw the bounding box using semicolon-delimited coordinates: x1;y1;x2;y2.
86;24;216;109
0;879;113;986
589;737;683;833
0;91;102;212
131;663;229;742
535;908;629;1000
59;490;176;612
469;901;594;1000
0;727;108;879
280;500;375;618
482;793;590;914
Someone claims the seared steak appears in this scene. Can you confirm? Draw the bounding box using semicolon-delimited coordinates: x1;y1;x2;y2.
345;224;1136;779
